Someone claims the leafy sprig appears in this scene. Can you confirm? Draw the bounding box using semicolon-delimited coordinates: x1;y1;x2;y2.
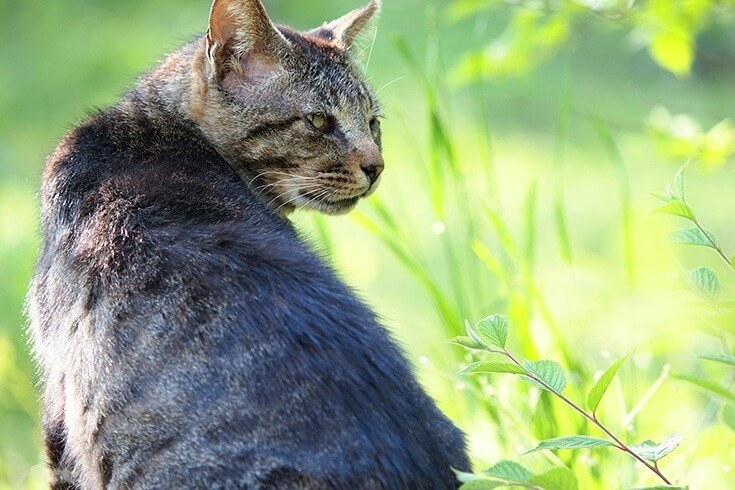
654;163;735;429
653;164;734;277
451;315;682;488
453;460;578;490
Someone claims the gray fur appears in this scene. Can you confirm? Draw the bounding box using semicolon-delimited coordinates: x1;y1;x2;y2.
28;1;471;488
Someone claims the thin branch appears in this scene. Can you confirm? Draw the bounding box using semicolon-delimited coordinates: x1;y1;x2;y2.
501;349;674;485
691;216;734;271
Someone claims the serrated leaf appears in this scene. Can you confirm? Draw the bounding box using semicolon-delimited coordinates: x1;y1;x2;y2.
481;460;532;483
653;200;694;220
630;434;683;462
453;469;491;484
675;374;735;404
664;185;679;201
529;467;578;490
722;404;735;432
649;191;671;203
673;163;687;201
465;320;493;351
686;267;721;305
475;314;509;349
522;360;567;393
669;227;718;249
526;436;616;454
697;353;735;368
448;336;484;350
459;361;527;375
630;486;689;489
452;467;508;490
459;481;505;490
587;355;629;413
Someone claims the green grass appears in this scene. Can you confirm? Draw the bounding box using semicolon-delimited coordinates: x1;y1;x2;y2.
3;0;735;488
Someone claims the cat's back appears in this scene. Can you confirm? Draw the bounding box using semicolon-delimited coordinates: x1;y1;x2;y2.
31;107;469;489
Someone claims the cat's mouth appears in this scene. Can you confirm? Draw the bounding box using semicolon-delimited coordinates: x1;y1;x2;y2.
297;184;378;215
322;195;361;207
302;193;362;215
274;175;381;216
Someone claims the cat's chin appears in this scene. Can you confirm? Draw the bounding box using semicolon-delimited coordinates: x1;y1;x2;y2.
299;195;362;216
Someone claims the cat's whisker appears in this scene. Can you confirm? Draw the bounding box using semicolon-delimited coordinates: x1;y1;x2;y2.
253;177;322;197
273;191;313;214
301;188;337;211
266;188;299;209
364;26;379;72
376;76;407;95
249;172;318;187
265;181;326;210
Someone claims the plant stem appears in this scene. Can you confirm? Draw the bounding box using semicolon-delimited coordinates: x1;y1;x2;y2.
692;217;733;271
502;350;674;486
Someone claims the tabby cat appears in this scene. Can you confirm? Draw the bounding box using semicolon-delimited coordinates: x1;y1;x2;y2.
27;0;471;488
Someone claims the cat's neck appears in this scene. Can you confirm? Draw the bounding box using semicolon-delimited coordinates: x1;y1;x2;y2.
122;40;294;218
124;39;208;124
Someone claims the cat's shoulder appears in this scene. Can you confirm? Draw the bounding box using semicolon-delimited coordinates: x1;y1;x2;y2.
40;105;299;278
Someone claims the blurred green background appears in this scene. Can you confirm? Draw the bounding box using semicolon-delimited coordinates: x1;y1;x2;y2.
2;0;735;488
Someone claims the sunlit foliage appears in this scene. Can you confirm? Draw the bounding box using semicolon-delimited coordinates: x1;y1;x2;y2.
2;0;735;488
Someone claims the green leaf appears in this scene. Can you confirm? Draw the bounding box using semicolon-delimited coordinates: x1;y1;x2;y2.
587;355;629;413
448;336;484;350
669;227;718;249
465;320;495;351
649;31;693;77
475;314;509;349
653;200;694;220
721;404;735;432
453;468;508;489
522;360;567;393
630;434;683;462
649;191;671;203
675;374;735;404
697;353;735;368
686;267;721;305
453;469;492;484
459;481;505;490
526;436;616;454
482;460;532;483
529;467;578;490
673;163;688;201
459;361;527;375
630;486;689;489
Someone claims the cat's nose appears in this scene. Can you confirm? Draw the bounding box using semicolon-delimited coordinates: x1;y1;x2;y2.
361;160;384;185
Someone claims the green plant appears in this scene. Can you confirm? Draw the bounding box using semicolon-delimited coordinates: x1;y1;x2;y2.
450;315;684;489
653;164;735;432
351;16;698;488
450;0;732;81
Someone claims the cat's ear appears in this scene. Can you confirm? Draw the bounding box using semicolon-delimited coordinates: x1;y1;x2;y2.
309;0;381;50
206;0;290;82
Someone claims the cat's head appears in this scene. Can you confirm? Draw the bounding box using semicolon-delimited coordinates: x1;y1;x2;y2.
190;0;383;215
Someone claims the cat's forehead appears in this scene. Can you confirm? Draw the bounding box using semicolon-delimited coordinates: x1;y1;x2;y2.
279;27;377;112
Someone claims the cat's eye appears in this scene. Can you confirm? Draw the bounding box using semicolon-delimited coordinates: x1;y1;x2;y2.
305;112;332;132
370;118;381;140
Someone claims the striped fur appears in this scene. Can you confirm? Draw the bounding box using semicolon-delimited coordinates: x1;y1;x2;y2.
28;1;471;488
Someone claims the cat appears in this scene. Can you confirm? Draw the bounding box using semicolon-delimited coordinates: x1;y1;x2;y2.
27;0;471;488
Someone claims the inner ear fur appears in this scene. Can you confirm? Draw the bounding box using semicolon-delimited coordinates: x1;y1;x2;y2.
308;0;381;50
206;0;291;81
